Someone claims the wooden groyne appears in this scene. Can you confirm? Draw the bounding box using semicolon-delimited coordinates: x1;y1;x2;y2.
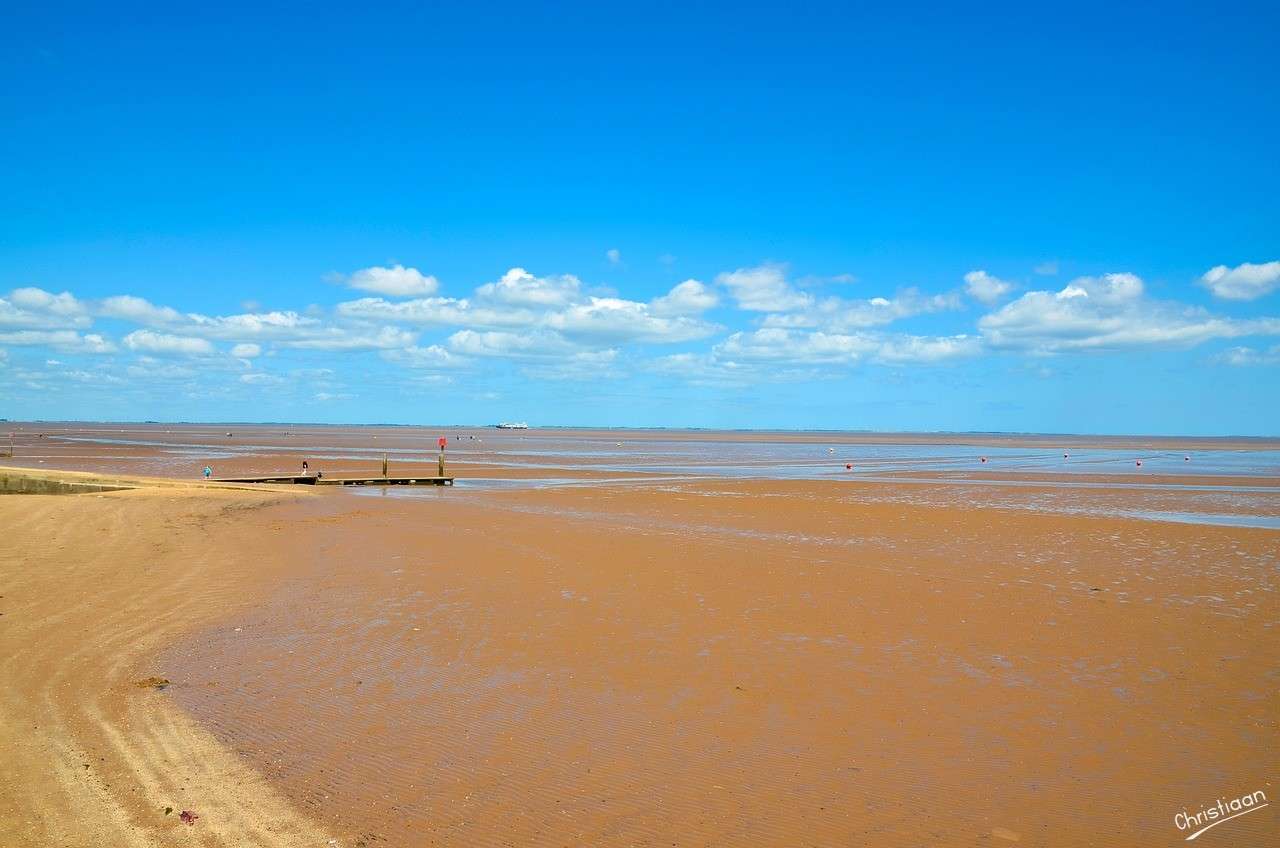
210;475;454;486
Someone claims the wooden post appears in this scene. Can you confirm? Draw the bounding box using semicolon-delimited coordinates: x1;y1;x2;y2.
382;453;388;478
438;447;445;478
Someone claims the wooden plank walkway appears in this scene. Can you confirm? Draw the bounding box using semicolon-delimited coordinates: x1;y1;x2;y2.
211;475;454;486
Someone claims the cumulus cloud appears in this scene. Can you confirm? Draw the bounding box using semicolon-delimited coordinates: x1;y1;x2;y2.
123;330;215;356
231;343;261;358
342;273;716;345
336;295;537;329
1199;261;1280;301
963;270;1015;305
280;326;416;351
98;295;183;324
345;264;439;298
980;273;1280;353
650;279;719;316
545;297;718;343
184;310;322;340
475;267;582;308
716;328;879;364
716;263;813;312
711;327;979;368
875;334;982;364
0;330;116;353
447;329;576;358
1;287;91;329
761;288;960;331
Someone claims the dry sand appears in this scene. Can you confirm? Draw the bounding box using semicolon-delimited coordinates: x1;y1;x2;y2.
1;439;1277;846
0;473;334;846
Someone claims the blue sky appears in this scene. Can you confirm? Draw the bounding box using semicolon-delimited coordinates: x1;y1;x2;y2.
2;2;1278;434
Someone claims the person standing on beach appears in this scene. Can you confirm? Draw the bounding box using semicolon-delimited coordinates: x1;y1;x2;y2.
202;465;212;479
302;459;309;476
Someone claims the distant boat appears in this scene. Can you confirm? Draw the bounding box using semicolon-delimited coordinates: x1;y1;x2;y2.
496;421;529;430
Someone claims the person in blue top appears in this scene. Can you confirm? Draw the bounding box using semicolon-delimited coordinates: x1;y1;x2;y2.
202;465;212;479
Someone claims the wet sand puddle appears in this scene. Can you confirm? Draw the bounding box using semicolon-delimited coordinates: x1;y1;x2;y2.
156;482;1279;846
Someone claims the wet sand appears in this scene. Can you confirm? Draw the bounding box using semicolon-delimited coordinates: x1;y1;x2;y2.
2;428;1278;846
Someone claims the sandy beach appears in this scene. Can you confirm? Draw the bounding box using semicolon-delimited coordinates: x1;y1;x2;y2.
1;426;1277;846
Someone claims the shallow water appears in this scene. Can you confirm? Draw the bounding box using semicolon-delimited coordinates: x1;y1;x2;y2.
47;429;1280;478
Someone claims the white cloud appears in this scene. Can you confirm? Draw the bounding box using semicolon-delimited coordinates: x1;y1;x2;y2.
381;344;460;369
716;328;879;365
241;372;286;386
346;264;439;297
184;310;322;340
606;249;622;266
281;326;416;351
713;327;979;368
650;279;719;316
231;343;261;358
1;287;91;329
545;296;718;343
58;368;123;385
0;330;116;353
124;330;215;356
1199;261;1280;301
336;295;537;329
875;334;981;364
126;359;197;380
963;270;1014;305
980;273;1280;353
761;288;960;331
1215;345;1280;366
475;267;582;308
447;329;575;358
9;288;87;319
97;294;183;324
716;263;813;312
343;275;715;346
648;352;761;387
